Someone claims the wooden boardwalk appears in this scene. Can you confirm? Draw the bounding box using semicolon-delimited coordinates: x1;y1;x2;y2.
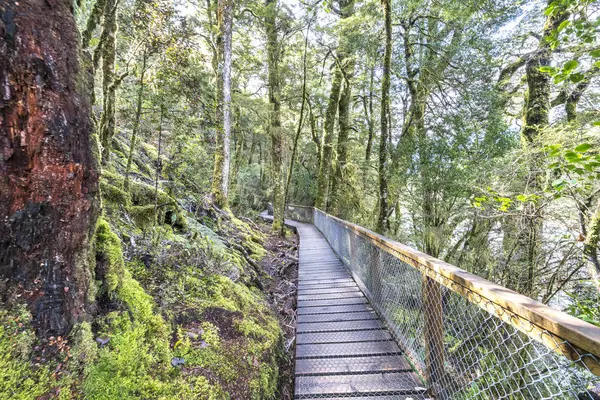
290;220;427;399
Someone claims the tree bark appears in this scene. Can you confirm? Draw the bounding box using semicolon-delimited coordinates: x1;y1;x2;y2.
364;66;375;165
377;0;391;233
516;3;568;295
0;0;99;336
584;198;600;290
284;17;311;205
81;0;107;49
315;0;355;211
98;0;119;164
124;48;147;192
265;0;285;234
211;0;233;208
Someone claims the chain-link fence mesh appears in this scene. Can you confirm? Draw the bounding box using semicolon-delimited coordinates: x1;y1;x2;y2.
286;205;314;224
302;208;600;399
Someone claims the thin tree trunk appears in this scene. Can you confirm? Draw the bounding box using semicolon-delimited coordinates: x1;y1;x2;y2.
584;199;600;290
364;66;375;164
153;105;165;225
377;0;392;233
98;0;119;164
307;96;322;171
0;0;99;336
211;0;233;208
82;0;107;49
265;0;285;234
124;48;148;192
285;17;311;204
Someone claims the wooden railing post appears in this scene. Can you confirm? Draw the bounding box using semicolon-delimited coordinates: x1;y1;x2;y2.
423;275;445;396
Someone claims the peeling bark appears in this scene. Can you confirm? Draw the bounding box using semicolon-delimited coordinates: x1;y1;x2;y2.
0;0;99;336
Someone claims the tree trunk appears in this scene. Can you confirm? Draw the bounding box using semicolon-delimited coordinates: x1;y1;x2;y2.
315;64;342;211
315;0;355;211
284;17;311;204
584;198;600;290
211;0;233;208
265;0;285;234
0;0;99;336
377;0;391;233
124;48;147;192
516;3;568;295
330;73;354;217
364;65;375;165
98;0;118;164
307;96;322;172
81;0;107;49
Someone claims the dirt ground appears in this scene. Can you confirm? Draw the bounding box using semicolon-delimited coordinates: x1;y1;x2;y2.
257;221;299;400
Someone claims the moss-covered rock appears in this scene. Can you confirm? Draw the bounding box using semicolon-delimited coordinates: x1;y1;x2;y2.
100;180;130;206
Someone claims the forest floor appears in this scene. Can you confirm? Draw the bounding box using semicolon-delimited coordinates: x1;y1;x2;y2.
256;221;299;400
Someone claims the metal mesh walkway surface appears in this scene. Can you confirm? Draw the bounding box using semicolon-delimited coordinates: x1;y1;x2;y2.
293;221;427;399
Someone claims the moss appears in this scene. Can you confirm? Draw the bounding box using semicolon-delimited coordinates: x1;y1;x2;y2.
95;218;125;293
0;307;53;400
70;322;98;369
140;142;160;162
100;179;130;206
128;205;157;230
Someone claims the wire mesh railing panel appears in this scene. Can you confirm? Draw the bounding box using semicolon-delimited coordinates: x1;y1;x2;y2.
312;209;600;400
286;205;314;224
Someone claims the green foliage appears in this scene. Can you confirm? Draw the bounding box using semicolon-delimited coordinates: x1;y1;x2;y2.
565;290;600;326
546;142;600;196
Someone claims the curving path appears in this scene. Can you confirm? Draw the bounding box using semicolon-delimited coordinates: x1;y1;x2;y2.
261;212;426;399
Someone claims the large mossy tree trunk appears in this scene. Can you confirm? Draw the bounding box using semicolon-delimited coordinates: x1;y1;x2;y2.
315;0;354;212
265;0;285;234
211;0;233;209
377;0;391;234
510;2;568;296
330;60;355;217
0;0;99;336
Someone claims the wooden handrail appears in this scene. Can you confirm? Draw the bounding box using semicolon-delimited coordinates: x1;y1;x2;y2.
293;205;600;376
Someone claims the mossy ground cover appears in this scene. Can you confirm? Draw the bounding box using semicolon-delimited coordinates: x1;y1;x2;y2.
0;135;292;399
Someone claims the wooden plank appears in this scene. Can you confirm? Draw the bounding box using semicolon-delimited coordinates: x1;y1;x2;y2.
295;372;425;396
296;340;402;358
297;329;391;344
295;355;413;376
297;311;378;323
296;319;383;333
297;297;368;308
297;303;373;315
312;209;600;369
